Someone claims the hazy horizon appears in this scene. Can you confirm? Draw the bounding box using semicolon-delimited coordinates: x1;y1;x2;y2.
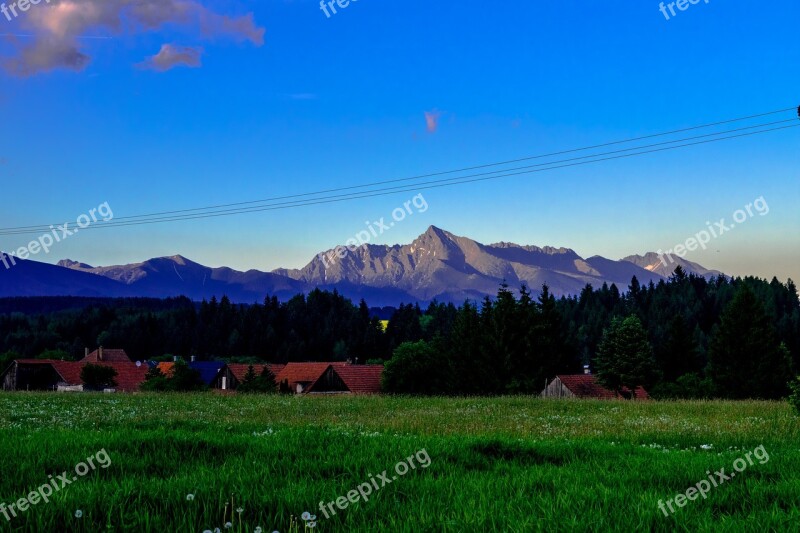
1;0;798;283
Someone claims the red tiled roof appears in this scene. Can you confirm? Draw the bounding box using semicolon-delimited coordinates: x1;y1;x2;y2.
11;359;147;392
80;348;131;363
274;362;347;391
90;362;148;392
331;365;383;394
555;375;649;400
227;364;286;383
50;361;84;385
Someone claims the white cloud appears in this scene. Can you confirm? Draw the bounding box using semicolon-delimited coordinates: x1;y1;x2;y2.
424;110;442;133
138;43;202;72
2;0;265;76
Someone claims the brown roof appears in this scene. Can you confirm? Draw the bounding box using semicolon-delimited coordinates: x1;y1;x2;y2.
12;359;147;392
80;348;131;363
274;362;347;391
330;365;383;394
227;364;286;383
555;375;649;400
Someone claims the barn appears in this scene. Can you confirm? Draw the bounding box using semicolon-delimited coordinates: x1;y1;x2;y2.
0;359;148;392
541;374;650;400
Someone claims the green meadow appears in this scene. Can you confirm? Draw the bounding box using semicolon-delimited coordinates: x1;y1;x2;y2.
0;394;798;532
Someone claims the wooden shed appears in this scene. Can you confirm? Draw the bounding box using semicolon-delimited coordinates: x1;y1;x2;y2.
541;374;649;400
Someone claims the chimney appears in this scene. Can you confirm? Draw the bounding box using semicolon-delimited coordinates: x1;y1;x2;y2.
85;347;89;358
174;355;179;362
191;355;196;363
583;365;591;375
99;346;104;361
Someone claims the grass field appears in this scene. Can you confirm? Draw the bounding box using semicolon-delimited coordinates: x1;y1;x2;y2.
0;394;798;532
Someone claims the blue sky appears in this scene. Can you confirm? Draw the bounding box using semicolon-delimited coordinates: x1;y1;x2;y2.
0;0;798;282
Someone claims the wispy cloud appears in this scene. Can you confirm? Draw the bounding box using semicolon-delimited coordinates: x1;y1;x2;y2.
424;110;442;133
138;44;202;72
2;0;265;76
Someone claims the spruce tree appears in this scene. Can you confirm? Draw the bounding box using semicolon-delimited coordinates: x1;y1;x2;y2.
658;314;701;382
594;315;658;398
708;285;794;399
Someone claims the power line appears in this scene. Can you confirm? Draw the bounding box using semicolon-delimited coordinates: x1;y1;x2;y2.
0;120;796;236
1;122;797;234
4;105;796;233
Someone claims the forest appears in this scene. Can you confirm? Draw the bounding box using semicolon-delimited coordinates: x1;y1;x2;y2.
0;267;797;399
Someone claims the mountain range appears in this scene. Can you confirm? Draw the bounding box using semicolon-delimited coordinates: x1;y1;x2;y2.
0;226;722;306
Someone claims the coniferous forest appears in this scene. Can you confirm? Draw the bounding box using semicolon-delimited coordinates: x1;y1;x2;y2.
0;267;797;400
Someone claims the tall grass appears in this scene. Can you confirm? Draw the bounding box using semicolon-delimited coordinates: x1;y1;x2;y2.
0;393;797;532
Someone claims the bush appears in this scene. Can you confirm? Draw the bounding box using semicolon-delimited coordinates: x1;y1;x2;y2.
140;366;170;392
382;341;448;394
649;373;712;400
140;359;206;392
80;364;118;390
168;359;207;392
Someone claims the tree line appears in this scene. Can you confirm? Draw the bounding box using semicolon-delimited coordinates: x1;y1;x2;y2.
0;267;797;399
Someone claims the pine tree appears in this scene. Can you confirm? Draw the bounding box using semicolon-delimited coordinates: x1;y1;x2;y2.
239;365;258;391
708;285;794;399
239;365;276;393
594;315;658;398
535;284;578;385
448;301;497;394
657;314;701;382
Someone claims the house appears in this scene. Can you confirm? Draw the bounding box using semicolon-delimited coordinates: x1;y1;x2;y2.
210;362;384;394
541;374;650;400
316;364;383;395
0;357;384;394
275;362;349;394
279;363;384;395
1;359;148;392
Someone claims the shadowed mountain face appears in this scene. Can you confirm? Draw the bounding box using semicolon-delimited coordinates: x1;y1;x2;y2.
1;227;722;305
2;254;135;298
54;255;309;303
